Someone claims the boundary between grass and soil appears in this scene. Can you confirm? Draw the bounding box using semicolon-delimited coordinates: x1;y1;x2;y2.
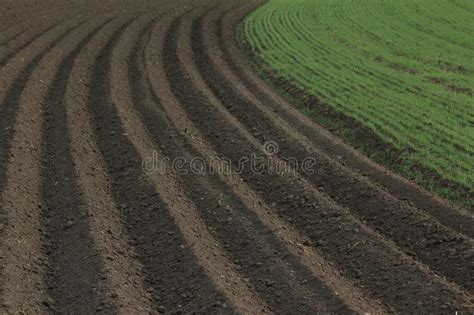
236;21;473;211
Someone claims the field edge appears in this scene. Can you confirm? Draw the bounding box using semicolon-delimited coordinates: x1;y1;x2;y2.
236;17;473;211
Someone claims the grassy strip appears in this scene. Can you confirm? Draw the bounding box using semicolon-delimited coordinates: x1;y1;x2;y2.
237;20;473;210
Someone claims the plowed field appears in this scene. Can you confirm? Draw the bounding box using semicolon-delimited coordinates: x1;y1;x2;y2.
0;0;473;313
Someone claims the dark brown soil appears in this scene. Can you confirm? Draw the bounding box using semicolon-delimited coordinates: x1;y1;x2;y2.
0;0;473;313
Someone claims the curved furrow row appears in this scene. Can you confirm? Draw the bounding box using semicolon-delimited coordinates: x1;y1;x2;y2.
125;17;238;313
195;5;474;292
0;21;82;258
88;9;267;313
217;0;474;225
137;16;312;314
244;5;474;175
0;4;93;68
159;4;473;314
273;7;472;130
146;7;387;314
0;21;79;104
216;2;474;239
263;8;460;113
0;22;30;44
242;1;474;192
254;7;472;136
0;27;27;47
39;16;110;309
62;15;169;314
142;8;382;313
0;1;472;313
217;0;474;242
144;26;342;314
83;12;230;313
371;1;471;51
0;21;81;119
0;19;75;90
38;16;151;313
0;18;96;312
0;23;61;67
0;12;158;313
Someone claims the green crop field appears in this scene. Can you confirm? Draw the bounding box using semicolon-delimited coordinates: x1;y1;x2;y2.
240;0;474;208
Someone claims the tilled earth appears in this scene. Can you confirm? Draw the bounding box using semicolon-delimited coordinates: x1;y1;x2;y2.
0;0;473;313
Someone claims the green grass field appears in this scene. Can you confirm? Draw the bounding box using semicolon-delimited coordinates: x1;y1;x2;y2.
241;0;474;208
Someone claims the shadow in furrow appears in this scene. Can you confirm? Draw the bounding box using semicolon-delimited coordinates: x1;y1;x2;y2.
0;21;82;297
192;15;474;292
40;18;115;313
136;18;351;313
87;17;229;313
214;9;474;239
161;10;473;315
0;23;59;67
0;22;79;194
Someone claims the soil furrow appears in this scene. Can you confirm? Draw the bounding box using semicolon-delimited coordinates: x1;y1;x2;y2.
85;11;265;313
0;21;80;165
0;23;27;44
0;22;73;101
63;15;164;314
161;6;474;313
0;4;104;67
1;1;472;313
0;27;27;47
0;23;60;68
145;9;388;314
0;22;80;238
107;12;269;313
134;11;361;313
195;9;474;292
0;18;91;313
39;17;117;313
217;3;474;239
